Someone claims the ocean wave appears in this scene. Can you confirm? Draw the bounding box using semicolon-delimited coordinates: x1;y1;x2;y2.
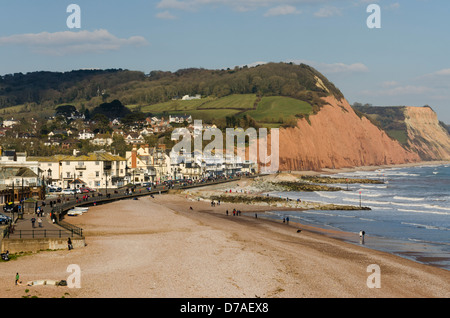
343;198;390;205
401;222;449;231
343;191;381;197
392;202;428;208
393;196;425;202
424;204;450;212
360;184;387;189
397;208;450;216
314;192;337;199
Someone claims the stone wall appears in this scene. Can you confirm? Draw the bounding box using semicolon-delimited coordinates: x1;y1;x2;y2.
1;237;85;254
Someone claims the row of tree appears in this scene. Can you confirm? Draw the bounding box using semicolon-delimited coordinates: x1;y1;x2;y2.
0;63;343;113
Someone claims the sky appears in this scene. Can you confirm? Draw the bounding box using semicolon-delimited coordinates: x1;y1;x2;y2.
0;0;449;123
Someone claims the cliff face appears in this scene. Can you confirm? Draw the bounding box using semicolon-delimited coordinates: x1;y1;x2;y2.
277;96;421;171
404;106;450;160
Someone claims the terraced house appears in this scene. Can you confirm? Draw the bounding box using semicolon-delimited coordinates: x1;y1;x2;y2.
28;150;127;190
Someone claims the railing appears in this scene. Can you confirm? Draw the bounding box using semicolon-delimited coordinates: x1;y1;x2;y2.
57;221;83;237
3;229;77;239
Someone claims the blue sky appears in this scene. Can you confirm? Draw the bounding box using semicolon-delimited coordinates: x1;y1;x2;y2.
1;0;450;122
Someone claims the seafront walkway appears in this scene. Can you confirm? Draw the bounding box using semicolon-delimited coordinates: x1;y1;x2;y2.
1;175;250;241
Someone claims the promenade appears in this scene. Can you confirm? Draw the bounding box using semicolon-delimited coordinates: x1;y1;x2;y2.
1;175;246;242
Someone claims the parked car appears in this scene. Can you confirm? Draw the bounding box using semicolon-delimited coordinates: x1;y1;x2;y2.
79;188;90;193
0;214;11;224
62;189;74;195
3;203;18;213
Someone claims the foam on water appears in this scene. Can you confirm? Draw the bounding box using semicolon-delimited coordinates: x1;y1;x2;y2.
264;164;450;270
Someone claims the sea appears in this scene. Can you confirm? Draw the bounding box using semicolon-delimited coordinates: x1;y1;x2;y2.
263;163;450;270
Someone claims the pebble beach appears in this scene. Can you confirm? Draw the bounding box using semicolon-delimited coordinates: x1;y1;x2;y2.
0;177;449;298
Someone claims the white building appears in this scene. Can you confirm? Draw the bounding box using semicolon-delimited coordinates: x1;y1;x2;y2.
29;150;127;189
181;94;201;101
2;118;18;128
78;129;95;140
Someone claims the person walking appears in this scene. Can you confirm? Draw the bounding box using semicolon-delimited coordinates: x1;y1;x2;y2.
68;237;73;250
31;217;36;228
15;273;19;285
359;230;365;244
38;218;43;228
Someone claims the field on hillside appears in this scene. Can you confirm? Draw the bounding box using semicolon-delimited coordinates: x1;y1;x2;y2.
246;96;312;123
130;94;312;127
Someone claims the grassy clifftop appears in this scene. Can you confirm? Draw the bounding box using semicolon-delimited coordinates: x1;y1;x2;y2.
352;105;409;145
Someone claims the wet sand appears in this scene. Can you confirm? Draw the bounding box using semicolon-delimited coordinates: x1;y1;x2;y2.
0;190;449;298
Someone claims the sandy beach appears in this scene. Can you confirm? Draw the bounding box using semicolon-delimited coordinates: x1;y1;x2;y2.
0;174;449;298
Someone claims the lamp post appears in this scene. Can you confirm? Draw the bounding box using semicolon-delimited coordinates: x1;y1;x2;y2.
104;171;108;195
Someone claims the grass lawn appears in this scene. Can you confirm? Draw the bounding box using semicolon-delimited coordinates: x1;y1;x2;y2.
125;94;311;126
198;94;257;110
137;97;213;113
245;96;312;123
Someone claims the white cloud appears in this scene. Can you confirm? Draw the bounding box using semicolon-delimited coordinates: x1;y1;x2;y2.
288;59;369;74
384;3;400;10
0;29;149;56
157;0;345;15
314;6;342;18
239;60;369;74
362;85;435;97
264;5;301;17
430;68;450;76
381;81;400;88
156;11;177;19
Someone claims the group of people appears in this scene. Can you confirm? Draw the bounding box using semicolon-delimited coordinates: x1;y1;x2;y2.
210;200;221;207
226;208;241;216
30;216;43;228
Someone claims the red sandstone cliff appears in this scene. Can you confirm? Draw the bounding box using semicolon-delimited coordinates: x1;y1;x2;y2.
277;96;421;171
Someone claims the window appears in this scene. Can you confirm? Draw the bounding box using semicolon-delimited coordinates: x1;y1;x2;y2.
66;172;70;178
79;172;83;177
95;161;100;165
65;161;70;165
96;171;99;177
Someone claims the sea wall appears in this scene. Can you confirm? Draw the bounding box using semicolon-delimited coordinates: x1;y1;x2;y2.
1;237;85;254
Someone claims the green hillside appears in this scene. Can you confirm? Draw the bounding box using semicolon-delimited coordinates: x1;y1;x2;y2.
131;94;312;128
352;105;409;145
0;62;347;130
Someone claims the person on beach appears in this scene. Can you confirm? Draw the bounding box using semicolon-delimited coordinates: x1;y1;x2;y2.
359;230;365;244
68;238;73;250
286;216;289;224
15;273;19;285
